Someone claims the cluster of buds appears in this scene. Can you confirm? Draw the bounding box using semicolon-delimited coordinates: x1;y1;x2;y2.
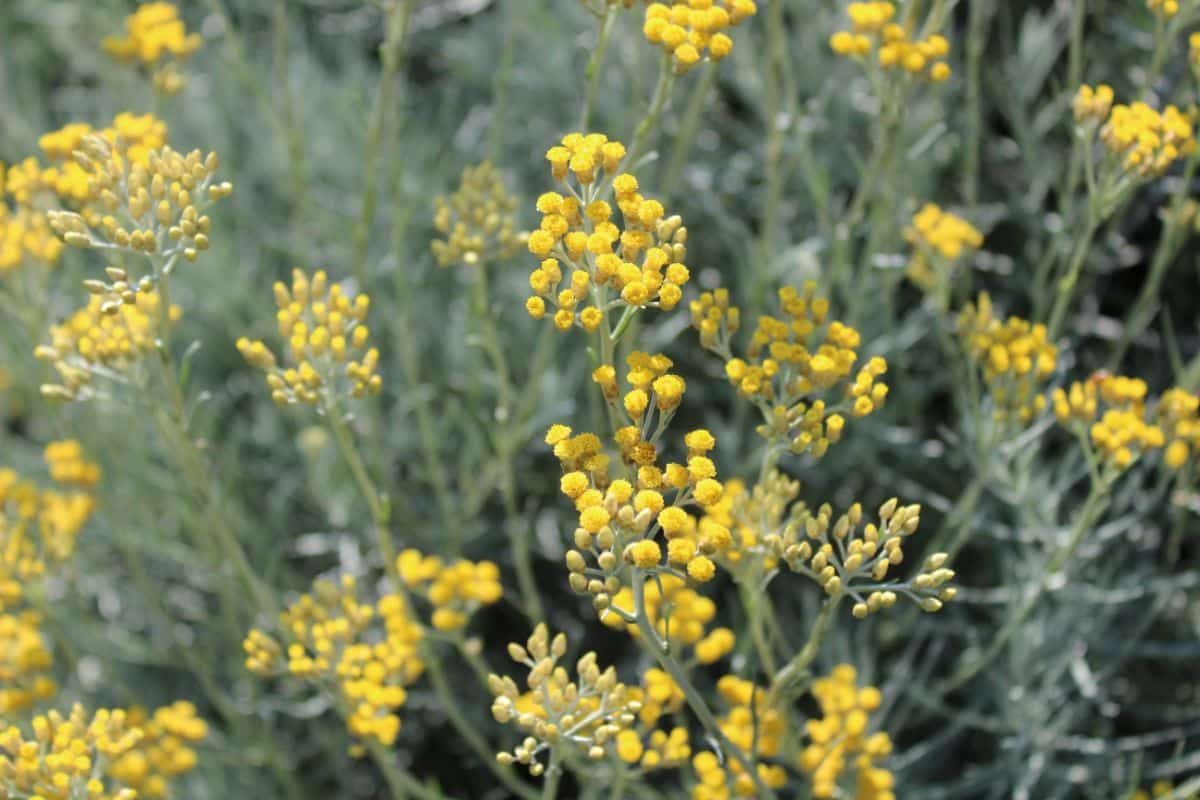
0;705;145;800
641;1;758;73
526;133;689;331
1075;85;1196;180
602;575;736;664
490;624;640;775
431;161;526;267
698;471;798;572
243;575;424;747
692;284;888;457
237;269;382;406
829;2;951;82
48;136;230;273
957;293;1058;424
766;498;955;617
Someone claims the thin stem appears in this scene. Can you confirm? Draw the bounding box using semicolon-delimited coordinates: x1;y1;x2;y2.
1045;213;1099;340
768;593;841;705
541;748;564;800
325;398;399;585
623;54;676;173
660;63;715;198
961;0;991;206
631;569;776;799
581;7;619;131
352;0;414;285
938;478;1110;694
754;0;790;313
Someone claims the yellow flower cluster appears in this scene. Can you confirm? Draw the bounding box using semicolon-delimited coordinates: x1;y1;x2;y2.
1147;0;1181;17
1099;99;1195;177
48;133;232;287
107;702;208;796
103;3;202;94
0;201;63;274
956;293;1058;423
1158;387;1200;469
1191;33;1200;68
0;703;202;800
396;548;503;631
768;498;955;617
692;284;888;457
0;611;56;714
37;290;180;401
602;575;736;663
490;624;640;775
1053;374;1166;469
691;676;787;798
829;3;951;82
238;269;382;406
614;667;691;770
526;133;689;331
244;575;424;747
0;441;99;610
552;417;727;607
1135;781;1198;800
799;665;895;800
432;161;526;267
904;203;983;293
642;1;757;73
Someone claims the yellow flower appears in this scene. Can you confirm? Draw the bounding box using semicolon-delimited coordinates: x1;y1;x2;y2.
103;3;202;94
957;293;1057;424
1054;373;1167;469
398;549;504;631
1100;99;1195;177
831;2;951;81
526;133;689;331
799;665;895;800
642;1;757;73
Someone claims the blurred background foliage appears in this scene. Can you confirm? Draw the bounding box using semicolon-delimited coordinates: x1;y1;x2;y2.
2;0;1199;797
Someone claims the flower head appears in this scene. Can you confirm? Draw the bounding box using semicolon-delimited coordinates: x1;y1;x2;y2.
957;293;1057;424
830;2;951;82
642;1;758;73
432;161;526;267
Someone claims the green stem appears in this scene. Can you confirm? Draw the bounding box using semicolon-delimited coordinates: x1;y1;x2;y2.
631;569;776;799
325;399;399;585
352;0;414;285
938;478;1110;694
273;0;308;215
660;63;716;198
581;7;619;131
541;748;564;800
623;55;676;173
768;594;841;705
961;0;991;206
754;0;789;313
1046;213;1099;340
486;1;519;162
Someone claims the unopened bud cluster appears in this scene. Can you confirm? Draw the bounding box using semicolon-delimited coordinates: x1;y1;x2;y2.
47;134;231;311
490;624;640;775
432;161;526;267
765;497;955;617
237;269;382;406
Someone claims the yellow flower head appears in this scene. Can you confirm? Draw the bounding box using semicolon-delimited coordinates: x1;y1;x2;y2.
694;283;886;456
905;203;983;293
799;664;895;800
238;269;382;406
244;574;423;746
527;133;689;331
642;1;757;73
396;549;504;631
831;2;951;82
1100;100;1195;177
1054;373;1166;470
957;293;1058;424
103;3;202;94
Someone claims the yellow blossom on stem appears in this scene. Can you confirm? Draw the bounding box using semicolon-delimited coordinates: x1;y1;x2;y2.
396;548;504;631
1054;373;1166;470
432;161;526;267
830;2;951;82
103;3;203;95
957;293;1058;424
799;664;895;800
642;1;758;73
